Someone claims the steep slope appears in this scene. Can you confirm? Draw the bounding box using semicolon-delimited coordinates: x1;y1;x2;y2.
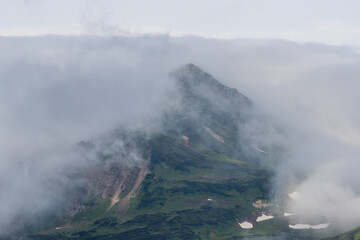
163;64;256;160
25;64;320;240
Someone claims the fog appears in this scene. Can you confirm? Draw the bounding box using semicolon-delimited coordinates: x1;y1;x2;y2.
1;35;360;235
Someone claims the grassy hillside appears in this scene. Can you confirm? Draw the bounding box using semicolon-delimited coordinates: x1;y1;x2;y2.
27;130;320;240
323;227;360;240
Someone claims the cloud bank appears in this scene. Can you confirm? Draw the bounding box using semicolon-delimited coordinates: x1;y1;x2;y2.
1;35;360;235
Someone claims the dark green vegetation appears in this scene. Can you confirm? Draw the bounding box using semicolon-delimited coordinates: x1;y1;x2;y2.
24;64;326;239
27;131;311;239
323;226;360;240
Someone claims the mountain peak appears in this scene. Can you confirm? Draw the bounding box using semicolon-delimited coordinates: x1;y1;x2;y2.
170;63;251;108
170;63;223;89
170;63;210;79
177;63;203;73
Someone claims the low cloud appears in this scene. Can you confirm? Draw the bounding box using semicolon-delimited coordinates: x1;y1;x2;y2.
1;35;360;235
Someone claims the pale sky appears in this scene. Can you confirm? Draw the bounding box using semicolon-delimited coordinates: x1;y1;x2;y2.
1;0;360;46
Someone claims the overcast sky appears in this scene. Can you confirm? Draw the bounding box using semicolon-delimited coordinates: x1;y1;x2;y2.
1;0;360;46
2;0;360;235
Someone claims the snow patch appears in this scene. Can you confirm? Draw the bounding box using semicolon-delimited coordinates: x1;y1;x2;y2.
238;221;253;229
284;212;294;217
288;191;299;200
289;223;329;229
256;213;274;222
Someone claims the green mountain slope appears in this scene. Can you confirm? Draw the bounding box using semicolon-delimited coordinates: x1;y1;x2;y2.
323;227;360;240
25;64;321;240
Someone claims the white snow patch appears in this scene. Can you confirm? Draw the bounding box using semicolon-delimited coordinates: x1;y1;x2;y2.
55;227;63;230
238;221;253;229
288;191;299;200
289;223;329;229
256;213;274;222
284;212;294;217
207;198;213;201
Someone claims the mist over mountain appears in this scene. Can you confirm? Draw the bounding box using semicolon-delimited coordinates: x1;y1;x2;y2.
1;35;360;239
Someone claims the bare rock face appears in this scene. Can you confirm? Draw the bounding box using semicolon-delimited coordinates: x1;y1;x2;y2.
60;130;151;223
87;162;136;199
87;160;149;211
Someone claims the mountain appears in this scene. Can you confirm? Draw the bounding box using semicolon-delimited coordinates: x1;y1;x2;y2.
22;64;325;239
